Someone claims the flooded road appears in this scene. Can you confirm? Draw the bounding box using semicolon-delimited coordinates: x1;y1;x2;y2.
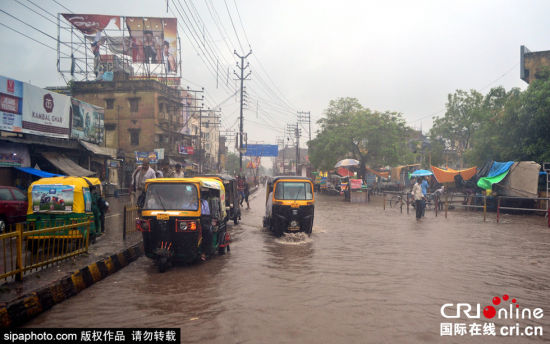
26;188;550;343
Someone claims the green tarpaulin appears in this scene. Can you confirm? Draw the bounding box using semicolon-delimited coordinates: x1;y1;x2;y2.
477;170;509;190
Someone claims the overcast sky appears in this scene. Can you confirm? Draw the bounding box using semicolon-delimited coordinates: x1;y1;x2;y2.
1;0;549;152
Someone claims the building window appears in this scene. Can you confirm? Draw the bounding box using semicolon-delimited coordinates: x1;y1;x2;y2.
159;103;164;113
105;98;115;109
129;98;140;112
129;129;140;146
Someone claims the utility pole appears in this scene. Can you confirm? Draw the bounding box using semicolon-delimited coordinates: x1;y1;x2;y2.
287;122;300;176
298;111;311;143
183;87;204;173
234;50;252;171
198;108;221;173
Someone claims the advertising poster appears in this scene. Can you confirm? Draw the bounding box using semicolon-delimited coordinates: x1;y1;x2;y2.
71;98;104;144
62;14;120;35
31;184;75;212
22;83;71;138
135;151;159;164
126;17;177;69
178;145;194;155
0;75;23;133
350;179;363;190
83;187;92;212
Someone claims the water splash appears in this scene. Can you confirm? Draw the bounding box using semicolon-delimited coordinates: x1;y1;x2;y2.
275;232;312;245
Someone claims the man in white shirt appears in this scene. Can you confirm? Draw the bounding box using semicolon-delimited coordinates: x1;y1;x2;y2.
412;178;424;220
131;158;156;204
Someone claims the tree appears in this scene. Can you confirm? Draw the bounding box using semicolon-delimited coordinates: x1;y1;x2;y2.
224;152;240;175
309;97;414;177
429;89;485;168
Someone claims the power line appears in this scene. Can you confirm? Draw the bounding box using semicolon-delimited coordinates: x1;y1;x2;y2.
0;21;58;52
223;0;244;52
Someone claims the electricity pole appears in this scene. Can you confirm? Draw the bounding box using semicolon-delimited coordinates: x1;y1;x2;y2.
287;122;300;176
298;111;311;143
234;50;252;171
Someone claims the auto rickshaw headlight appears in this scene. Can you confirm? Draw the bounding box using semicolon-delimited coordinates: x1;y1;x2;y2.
175;220;197;232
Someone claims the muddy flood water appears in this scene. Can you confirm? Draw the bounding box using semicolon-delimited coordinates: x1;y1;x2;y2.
26;188;550;343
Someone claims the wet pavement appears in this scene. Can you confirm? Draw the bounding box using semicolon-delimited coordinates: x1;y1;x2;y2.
0;195;141;303
25;188;550;343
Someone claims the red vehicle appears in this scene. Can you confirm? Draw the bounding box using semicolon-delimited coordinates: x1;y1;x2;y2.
0;186;28;232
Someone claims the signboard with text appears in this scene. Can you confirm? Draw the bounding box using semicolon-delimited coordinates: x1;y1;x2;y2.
22;83;71;138
0;76;23;133
243;144;279;157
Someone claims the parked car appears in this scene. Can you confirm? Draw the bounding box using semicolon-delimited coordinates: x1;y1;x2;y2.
0;186;28;232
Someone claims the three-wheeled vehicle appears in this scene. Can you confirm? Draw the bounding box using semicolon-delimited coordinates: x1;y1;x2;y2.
263;176;315;236
199;174;241;224
137;177;230;272
26;176;98;250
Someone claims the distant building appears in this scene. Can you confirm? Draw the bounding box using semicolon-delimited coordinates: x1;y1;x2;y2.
520;45;550;84
70;77;193;186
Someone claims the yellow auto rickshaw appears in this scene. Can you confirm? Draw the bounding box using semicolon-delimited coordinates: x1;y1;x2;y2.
26;176;99;250
137;177;230;272
263;176;315;236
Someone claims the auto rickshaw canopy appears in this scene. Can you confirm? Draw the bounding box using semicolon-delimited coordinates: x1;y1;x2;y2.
27;176;96;214
144;178;226;219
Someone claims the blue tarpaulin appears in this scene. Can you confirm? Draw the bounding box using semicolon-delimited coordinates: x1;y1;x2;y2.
15;167;63;178
487;161;514;177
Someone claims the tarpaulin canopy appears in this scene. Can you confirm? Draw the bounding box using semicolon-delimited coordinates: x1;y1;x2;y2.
497;161;541;198
487;161;514;177
365;167;389;179
476;161;515;191
477;171;509;190
14;167;63;178
432;166;477;184
42;152;95;177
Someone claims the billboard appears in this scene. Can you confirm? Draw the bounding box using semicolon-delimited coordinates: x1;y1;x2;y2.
71;98;104;144
135;151;159;164
243;144;279;157
31;184;75;212
178;144;194;155
22;83;71;138
126;17;177;72
62;14;121;35
0;76;23;133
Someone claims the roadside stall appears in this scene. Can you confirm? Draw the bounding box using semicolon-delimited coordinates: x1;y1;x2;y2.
348;178;368;203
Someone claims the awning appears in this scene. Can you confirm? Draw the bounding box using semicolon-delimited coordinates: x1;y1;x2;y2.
14;167;64;178
42;152;96;176
79;141;117;158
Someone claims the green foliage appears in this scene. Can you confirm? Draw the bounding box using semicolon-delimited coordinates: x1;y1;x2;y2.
431;76;550;166
224;152;240;175
309;97;414;175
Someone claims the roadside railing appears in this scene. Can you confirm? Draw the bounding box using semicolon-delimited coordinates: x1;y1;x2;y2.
0;219;91;282
123;203;140;240
381;191;550;227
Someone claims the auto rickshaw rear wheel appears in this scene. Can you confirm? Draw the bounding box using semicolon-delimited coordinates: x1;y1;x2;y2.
157;257;169;273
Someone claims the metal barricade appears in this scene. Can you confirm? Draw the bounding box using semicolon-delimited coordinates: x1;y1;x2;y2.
123;203;140;240
0;219;91;282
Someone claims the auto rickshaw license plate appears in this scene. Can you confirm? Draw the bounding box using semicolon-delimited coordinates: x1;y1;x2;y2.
156;214;170;220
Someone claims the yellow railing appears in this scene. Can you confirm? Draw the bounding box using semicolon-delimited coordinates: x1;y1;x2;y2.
0;219;91;282
123;203;141;240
